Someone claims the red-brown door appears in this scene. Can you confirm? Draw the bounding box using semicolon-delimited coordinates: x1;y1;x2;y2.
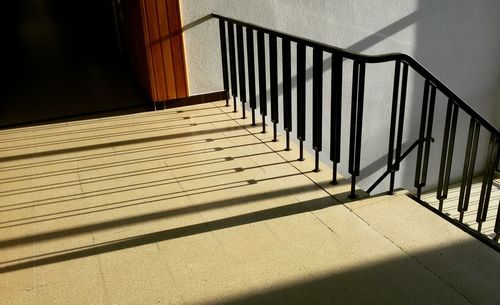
122;0;188;103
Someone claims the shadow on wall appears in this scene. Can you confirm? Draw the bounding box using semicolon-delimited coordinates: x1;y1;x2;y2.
415;0;500;128
184;1;499;195
398;0;500;194
227;11;421;194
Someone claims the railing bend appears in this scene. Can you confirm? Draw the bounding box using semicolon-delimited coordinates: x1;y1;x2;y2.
212;14;500;247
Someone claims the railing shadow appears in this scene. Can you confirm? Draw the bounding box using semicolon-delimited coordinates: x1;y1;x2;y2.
0;184;364;274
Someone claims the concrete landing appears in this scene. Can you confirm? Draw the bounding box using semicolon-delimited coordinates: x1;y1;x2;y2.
0;101;498;305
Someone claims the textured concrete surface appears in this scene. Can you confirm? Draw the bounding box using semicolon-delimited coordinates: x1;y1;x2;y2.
0;101;498;305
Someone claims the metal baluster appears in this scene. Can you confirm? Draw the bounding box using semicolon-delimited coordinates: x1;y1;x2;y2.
236;24;246;118
246;27;257;126
348;61;366;198
458;118;481;222
387;60;401;194
386;61;408;194
218;20;229;107
257;31;267;133
227;22;238;112
414;80;436;199
495;199;500;242
330;55;343;184
414;82;429;197
476;135;500;232
297;43;306;161
421;84;436;189
395;63;409;185
312;47;323;172
269;35;279;142
282;38;292;151
436;99;459;211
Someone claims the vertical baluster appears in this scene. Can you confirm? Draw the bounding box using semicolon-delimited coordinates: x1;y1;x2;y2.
497;150;500;172
236;24;246;118
348;61;366;198
312;48;323;172
246;27;257;125
476;135;500;232
387;61;401;194
386;61;408;194
218;20;229;107
414;80;436;198
495;199;500;242
282;38;292;151
395;63;409;179
257;31;267;133
296;43;306;161
330;55;343;184
414;82;430;195
227;22;238;112
269;35;279;142
436;99;459;211
497;151;500;172
421;85;436;186
458;118;481;222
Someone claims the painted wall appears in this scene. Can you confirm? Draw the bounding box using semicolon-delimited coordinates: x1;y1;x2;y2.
180;0;500;193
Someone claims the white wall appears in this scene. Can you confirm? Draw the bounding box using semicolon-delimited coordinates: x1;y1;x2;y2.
180;0;500;194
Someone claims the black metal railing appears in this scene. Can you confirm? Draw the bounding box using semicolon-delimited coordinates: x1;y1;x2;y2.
213;14;500;247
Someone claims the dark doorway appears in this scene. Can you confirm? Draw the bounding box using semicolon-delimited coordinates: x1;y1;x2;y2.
0;0;149;127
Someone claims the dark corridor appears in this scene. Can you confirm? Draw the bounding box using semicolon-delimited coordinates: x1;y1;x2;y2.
0;0;149;127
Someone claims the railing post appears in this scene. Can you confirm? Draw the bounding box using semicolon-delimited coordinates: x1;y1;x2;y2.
312;47;323;172
269;35;279;142
458;118;481;222
296;43;306;161
330;55;343;184
414;80;436;199
436;99;459;211
476;135;500;232
246;27;257;126
218;19;229;107
387;60;408;194
257;30;267;133
495;199;500;242
282;38;292;151
236;24;247;119
348;61;366;198
227;22;238;112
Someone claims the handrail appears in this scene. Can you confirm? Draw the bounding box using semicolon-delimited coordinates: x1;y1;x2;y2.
211;13;499;136
212;13;500;247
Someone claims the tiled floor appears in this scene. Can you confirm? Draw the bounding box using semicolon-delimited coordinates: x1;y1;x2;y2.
0;101;498;305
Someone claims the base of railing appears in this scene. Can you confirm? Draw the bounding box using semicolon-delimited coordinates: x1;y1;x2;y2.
298;140;305;161
407;194;499;252
285;131;291;151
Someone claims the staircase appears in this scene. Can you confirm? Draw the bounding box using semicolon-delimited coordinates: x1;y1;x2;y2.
0;13;498;305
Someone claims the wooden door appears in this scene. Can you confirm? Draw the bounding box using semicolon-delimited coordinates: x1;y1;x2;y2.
122;0;188;103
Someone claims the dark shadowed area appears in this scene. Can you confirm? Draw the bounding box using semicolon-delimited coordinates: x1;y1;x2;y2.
0;0;148;127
